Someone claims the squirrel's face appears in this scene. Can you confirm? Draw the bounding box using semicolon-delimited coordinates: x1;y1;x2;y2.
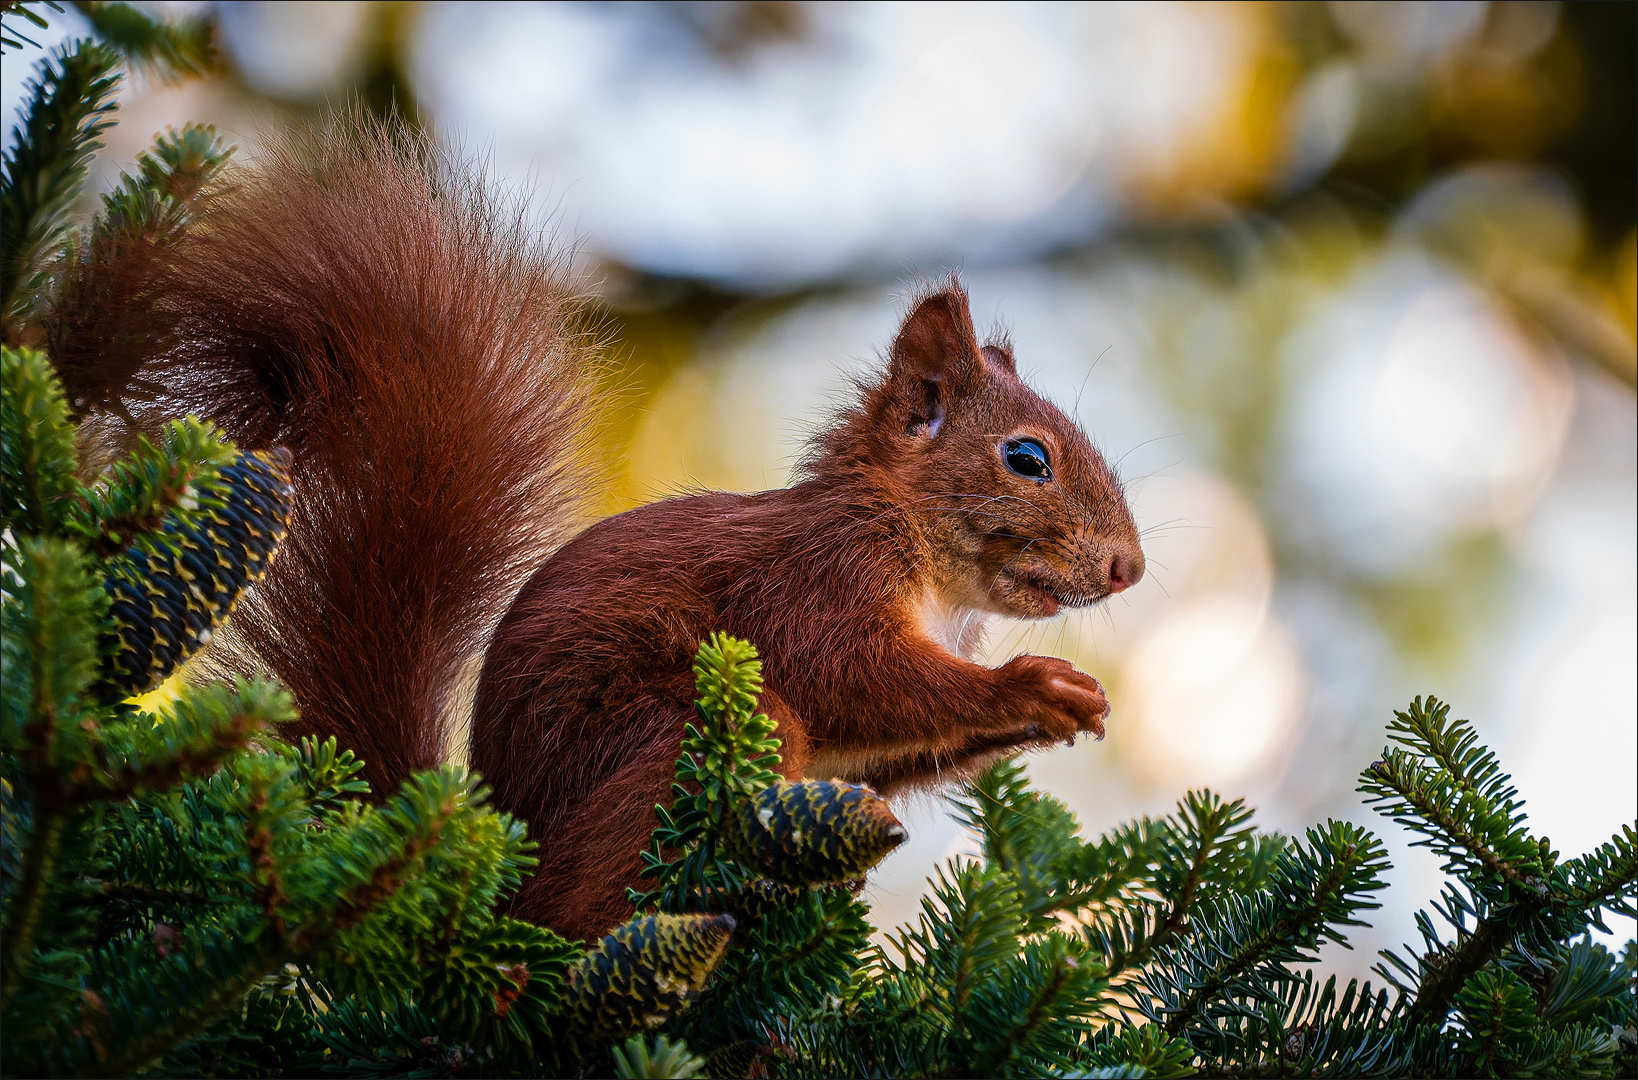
828;284;1144;620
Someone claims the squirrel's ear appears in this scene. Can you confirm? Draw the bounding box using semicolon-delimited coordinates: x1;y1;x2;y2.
888;286;984;438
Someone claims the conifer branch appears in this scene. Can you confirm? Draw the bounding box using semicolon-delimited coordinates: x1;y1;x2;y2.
1;2;62;52
1;347;79;533
968;933;1107;1076
0;801;65;1006
1359;698;1545;891
1150;822;1389;1039
90;919;289;1079
50;126;234;415
1363;754;1538;893
1053;821;1169;915
288;735;372;809
69;417;235;557
611;1033;706;1079
302;788;454;940
1404;909;1514;1028
1560;827;1638;915
0;535;102;1005
1;40;119;340
1157;794;1249;938
91;881;205;905
70;1;212;80
77;678;292;803
1393;827;1636;1029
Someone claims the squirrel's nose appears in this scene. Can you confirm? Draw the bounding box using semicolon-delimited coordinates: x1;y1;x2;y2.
1107;546;1144;593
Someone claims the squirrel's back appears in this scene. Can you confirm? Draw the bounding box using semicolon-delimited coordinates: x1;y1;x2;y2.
141;119;602;793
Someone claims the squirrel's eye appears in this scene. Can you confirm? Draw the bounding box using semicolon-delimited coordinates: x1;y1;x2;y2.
1003;439;1051;480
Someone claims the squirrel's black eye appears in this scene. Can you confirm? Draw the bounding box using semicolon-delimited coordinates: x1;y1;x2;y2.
1004;438;1051;480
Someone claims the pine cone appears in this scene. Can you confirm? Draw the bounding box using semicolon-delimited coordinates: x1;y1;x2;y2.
703;1039;759;1080
566;912;735;1036
721;780;907;886
706;877;807;920
99;448;293;697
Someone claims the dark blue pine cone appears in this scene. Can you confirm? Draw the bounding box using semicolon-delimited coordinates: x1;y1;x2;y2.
722;779;908;886
566;912;736;1036
99;448;293;699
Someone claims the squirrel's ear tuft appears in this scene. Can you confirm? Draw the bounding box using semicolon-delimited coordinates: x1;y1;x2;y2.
888;285;984;437
890;287;983;389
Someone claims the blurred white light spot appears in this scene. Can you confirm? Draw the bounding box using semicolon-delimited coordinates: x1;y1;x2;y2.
1283;254;1573;573
1507;599;1638;859
1120;597;1303;789
1284;61;1360;190
1379;286;1566;511
217;1;372;100
1328;0;1488;68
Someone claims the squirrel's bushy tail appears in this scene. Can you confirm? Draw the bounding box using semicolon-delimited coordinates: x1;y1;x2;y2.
145;118;601;793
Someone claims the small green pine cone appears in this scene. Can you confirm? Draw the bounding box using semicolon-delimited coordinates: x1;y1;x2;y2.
709;877;807;921
702;1039;758;1080
99;448;294;697
721;779;907;886
567;912;735;1036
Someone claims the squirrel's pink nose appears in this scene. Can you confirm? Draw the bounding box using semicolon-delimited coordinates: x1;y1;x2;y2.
1107;548;1144;593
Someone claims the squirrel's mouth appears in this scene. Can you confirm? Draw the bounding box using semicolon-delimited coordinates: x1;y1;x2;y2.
999;570;1100;615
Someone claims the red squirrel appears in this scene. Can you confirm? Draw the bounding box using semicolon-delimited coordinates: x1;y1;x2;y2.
135;122;1144;942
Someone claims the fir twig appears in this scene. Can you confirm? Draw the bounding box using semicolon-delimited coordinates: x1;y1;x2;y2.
1;346;80;534
71;0;213;80
91;917;289;1078
0;1;61;51
50;125;234;416
1360;698;1544;892
0;39;120;341
78;678;292;803
0;535;103;1006
1145;822;1390;1039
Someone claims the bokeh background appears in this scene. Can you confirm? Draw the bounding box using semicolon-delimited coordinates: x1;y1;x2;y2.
7;0;1634;978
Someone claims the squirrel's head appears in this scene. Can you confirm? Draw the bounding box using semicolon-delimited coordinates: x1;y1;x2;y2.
813;281;1144;620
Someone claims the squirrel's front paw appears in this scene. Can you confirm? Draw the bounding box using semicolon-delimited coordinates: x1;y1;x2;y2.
1000;654;1110;743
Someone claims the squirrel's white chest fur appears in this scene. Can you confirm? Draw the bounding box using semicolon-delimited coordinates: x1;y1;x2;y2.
915;588;991;661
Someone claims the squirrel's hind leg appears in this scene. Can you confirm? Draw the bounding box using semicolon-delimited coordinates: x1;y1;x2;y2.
505;727;679;941
504;690;810;941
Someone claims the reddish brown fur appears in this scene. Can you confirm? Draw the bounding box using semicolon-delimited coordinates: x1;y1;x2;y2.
138;119;600;793
142;122;1144;945
473;283;1143;939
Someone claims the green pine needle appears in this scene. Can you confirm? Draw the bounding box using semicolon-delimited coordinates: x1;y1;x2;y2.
635;633;786;912
51;124;234;415
80;676;294;802
1;2;63;52
1139;820;1391;1039
0;345;79;534
611;1033;706;1079
72;416;236;554
0;533;104;764
72;1;213;80
1360;696;1545;891
0;38;120;336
